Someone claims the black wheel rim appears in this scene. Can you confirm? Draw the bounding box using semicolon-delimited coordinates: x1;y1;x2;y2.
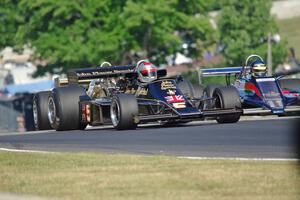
215;93;223;109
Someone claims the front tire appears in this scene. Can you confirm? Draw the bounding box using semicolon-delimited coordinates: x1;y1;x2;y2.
213;86;241;123
110;93;138;130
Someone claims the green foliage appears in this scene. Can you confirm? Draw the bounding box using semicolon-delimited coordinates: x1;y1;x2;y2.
0;0;215;76
218;0;287;69
0;0;289;76
0;0;21;47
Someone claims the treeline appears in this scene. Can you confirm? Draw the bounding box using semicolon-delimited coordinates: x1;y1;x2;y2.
0;0;286;76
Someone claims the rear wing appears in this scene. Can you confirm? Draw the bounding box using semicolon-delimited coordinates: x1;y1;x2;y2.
201;66;249;77
53;65;135;87
199;66;250;84
67;65;136;85
54;64;167;87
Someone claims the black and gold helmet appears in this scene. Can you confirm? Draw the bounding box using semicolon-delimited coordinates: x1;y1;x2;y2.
250;60;267;77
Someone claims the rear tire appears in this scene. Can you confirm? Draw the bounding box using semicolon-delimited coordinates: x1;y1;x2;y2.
110;93;138;130
213;86;241;123
177;79;195;98
33;91;52;130
177;79;204;98
192;84;204;98
48;85;87;131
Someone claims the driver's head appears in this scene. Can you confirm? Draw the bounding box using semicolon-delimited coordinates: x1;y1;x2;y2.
250;60;267;77
136;61;157;83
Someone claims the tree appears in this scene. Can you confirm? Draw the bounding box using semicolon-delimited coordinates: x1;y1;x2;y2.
0;0;21;48
0;0;216;76
218;0;287;68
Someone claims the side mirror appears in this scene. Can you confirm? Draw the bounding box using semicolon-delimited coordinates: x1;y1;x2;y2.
157;69;167;78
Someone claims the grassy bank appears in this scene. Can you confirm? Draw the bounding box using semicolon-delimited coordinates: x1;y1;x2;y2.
0;152;299;200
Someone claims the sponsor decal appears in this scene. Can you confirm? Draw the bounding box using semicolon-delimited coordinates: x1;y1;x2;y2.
245;83;262;97
77;69;133;77
125;88;136;94
173;102;186;108
165;95;186;108
282;90;299;97
161;81;176;90
167;89;176;95
165;95;185;103
256;78;275;82
136;88;148;95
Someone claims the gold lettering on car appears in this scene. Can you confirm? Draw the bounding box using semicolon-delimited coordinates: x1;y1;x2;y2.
125;88;136;94
136;88;148;95
161;81;176;90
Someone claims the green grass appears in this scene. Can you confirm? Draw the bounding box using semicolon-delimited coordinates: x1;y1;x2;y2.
0;152;299;200
277;16;300;59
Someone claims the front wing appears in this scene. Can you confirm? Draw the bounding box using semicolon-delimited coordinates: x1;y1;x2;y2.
243;105;300;115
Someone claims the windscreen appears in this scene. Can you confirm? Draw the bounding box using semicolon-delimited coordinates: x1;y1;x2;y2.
256;78;281;99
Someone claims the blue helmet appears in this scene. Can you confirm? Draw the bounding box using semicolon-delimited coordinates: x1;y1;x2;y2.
250;59;267;77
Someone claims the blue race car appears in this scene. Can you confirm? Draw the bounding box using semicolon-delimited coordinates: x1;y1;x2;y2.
33;60;242;131
202;55;300;115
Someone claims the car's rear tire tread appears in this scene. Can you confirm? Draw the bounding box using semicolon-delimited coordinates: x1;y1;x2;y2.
49;85;87;131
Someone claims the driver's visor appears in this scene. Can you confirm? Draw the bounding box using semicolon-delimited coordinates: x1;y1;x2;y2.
141;68;157;77
253;64;267;72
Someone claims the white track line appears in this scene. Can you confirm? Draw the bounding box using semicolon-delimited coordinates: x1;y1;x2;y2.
0;147;298;161
180;156;299;162
0;148;53;154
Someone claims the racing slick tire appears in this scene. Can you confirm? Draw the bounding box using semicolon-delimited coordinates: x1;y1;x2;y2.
192;84;204;98
177;79;195;98
33;91;52;130
177;79;204;98
213;86;241;123
192;84;204;108
203;84;222;109
48;85;87;131
110;93;138;130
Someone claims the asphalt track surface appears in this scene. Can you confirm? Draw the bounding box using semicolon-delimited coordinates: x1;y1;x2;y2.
0;117;298;159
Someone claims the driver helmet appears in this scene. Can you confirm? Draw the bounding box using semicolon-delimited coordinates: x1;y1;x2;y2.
136;61;157;83
250;60;267;77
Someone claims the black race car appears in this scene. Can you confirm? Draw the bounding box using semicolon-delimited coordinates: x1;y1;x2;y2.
33;60;242;131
